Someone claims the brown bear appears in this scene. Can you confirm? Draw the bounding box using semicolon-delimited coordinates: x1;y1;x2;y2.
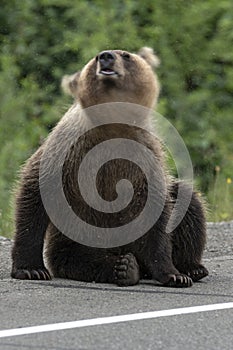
11;48;208;287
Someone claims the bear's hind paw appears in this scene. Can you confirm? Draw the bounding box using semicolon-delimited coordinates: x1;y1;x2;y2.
114;253;140;287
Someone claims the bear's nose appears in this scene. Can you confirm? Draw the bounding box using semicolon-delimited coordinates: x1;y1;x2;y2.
98;51;116;65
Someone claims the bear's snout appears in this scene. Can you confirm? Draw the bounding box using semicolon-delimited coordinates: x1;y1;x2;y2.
98;51;116;67
97;51;118;76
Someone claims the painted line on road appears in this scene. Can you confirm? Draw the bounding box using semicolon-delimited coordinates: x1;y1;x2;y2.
0;302;233;338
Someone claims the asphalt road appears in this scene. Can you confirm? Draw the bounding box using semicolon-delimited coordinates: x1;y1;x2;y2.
0;221;233;350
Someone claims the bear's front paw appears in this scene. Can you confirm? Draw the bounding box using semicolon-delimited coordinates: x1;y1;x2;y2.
11;268;51;280
163;273;193;288
114;253;140;286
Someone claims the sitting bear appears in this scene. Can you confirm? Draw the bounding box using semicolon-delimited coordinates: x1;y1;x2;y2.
11;47;208;287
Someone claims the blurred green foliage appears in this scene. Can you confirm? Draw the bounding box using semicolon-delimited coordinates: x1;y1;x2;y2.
0;0;233;236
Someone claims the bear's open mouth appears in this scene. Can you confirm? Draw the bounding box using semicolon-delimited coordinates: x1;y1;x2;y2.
99;68;118;76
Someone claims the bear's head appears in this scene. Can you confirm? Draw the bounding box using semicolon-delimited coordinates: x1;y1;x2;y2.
62;47;160;109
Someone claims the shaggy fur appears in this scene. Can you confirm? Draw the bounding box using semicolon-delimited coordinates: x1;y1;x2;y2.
11;48;208;287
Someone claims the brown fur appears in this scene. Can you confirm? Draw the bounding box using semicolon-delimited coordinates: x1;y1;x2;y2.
11;48;208;287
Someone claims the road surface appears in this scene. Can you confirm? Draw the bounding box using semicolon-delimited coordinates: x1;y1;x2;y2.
0;221;232;350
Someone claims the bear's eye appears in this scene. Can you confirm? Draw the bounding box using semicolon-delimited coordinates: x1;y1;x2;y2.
122;52;130;61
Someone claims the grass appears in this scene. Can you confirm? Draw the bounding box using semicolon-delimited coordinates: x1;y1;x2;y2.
207;166;233;222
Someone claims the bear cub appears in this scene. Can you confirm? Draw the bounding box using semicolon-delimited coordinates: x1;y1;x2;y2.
11;47;208;287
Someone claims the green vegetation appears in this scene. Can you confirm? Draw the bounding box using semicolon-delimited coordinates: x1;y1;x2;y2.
0;0;233;237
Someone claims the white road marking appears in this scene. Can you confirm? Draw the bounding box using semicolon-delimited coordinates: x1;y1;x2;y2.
0;302;233;338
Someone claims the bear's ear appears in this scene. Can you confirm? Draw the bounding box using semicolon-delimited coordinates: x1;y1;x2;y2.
138;47;160;68
61;71;80;97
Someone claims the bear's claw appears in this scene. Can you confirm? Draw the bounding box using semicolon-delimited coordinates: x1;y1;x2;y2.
11;268;51;280
163;273;193;288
